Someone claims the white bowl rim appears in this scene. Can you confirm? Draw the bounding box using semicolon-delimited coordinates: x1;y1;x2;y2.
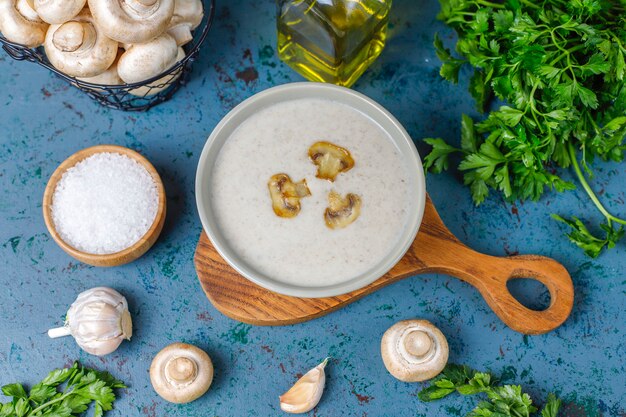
195;82;426;298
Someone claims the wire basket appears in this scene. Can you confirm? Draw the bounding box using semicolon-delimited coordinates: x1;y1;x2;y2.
0;0;215;111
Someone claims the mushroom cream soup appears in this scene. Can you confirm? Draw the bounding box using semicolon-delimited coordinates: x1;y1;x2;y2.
210;98;411;287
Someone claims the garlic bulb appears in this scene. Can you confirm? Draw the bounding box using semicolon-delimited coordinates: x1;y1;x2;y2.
279;358;329;414
48;287;132;356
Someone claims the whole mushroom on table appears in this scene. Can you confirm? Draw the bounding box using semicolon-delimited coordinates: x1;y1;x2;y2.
381;319;449;382
0;0;204;96
150;342;214;404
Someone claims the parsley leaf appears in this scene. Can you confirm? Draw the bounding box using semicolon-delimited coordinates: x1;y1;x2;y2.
40;368;75;387
418;364;561;417
0;363;125;417
434;33;466;83
551;215;624;258
541;394;562;417
461;114;479;153
2;384;27;399
423;138;462;173
418;364;480;401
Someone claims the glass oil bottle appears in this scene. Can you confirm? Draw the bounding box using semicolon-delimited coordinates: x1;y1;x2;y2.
277;0;392;87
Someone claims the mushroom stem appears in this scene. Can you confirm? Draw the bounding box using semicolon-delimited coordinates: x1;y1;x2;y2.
135;0;158;6
123;0;159;15
48;326;72;338
403;330;433;358
165;356;198;388
52;21;96;52
167;0;203;46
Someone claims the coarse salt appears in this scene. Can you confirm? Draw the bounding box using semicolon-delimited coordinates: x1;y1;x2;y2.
51;152;159;255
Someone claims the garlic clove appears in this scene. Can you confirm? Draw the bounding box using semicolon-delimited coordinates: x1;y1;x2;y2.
279;358;329;414
121;308;133;339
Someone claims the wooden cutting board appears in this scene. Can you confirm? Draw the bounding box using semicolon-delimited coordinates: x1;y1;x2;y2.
194;194;574;335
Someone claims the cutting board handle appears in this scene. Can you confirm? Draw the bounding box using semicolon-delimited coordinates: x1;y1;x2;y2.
421;246;574;334
474;254;573;335
401;196;575;335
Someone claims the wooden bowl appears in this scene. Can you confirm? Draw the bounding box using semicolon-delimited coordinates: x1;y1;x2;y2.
43;145;167;267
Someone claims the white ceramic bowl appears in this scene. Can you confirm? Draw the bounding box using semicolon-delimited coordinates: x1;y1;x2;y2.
196;83;426;298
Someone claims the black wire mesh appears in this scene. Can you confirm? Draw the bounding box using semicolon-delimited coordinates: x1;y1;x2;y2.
0;0;215;111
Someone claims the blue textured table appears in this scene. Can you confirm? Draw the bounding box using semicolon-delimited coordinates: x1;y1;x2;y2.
1;1;624;416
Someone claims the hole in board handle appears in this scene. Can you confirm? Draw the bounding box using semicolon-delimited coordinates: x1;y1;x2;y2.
506;278;551;312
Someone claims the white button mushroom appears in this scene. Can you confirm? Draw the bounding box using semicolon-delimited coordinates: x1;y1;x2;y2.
48;287;133;356
381;319;449;382
33;0;86;24
129;47;185;97
88;0;175;44
44;8;118;78
117;33;184;96
0;0;49;47
168;0;203;46
117;32;177;83
150;343;214;404
77;49;124;88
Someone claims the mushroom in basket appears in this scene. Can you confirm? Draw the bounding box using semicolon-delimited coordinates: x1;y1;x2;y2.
33;0;86;24
0;0;204;97
0;0;49;47
117;33;185;96
88;0;175;44
44;8;118;78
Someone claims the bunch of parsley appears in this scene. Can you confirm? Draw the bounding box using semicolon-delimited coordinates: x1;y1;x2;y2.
423;0;626;257
0;362;125;417
418;364;561;417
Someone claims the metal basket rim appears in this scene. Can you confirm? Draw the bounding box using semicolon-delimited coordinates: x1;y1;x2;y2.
0;0;215;90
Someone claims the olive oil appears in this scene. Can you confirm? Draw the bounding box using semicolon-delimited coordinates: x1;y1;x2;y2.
277;0;391;87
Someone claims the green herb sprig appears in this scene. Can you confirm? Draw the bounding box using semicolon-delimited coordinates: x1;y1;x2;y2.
0;362;125;417
423;0;626;257
418;364;562;417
